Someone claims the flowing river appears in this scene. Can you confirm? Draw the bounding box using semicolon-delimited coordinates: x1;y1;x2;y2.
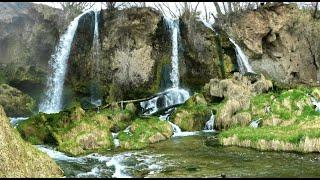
37;133;320;178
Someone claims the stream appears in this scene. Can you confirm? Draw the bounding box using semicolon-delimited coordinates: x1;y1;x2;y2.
36;133;320;178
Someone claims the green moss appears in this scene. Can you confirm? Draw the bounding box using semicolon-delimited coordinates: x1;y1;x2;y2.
214;34;225;78
219;87;320;151
17;104;139;156
118;117;173;150
219;121;320;145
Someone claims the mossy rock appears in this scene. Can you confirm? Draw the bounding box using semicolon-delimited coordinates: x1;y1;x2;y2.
17;104;138;156
0;105;63;177
185;93;207;106
118;117;173;150
171;104;213;131
0;84;36;117
218;87;320;153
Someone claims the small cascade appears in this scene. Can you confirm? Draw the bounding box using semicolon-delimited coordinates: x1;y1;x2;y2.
311;97;320;112
229;38;255;74
250;118;261;128
39;11;92;114
204;111;215;131
90;10;102;107
9;117;29;127
140;18;190;116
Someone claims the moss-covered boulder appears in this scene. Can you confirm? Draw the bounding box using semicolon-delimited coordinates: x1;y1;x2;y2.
0;84;36;117
54;115;114;156
203;73;272;130
118;117;173;150
0;105;63;177
185;93;207;106
17;105;137;156
171;104;212;131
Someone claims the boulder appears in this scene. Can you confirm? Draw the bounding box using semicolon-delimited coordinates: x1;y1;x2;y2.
172;106;212;131
0;84;35;117
17;107;120;156
204;73;272;130
118;117;173;150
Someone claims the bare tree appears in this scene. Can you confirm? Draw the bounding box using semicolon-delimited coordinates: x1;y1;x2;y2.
60;2;95;15
312;2;319;18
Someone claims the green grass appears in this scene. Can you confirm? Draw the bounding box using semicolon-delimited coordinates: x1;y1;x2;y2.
219;122;320;144
219;87;320;148
118;117;172;150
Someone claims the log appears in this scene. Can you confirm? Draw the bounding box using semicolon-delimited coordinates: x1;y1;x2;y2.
86;90;173;111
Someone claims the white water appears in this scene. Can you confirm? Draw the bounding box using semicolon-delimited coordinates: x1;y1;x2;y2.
204;111;215;131
311;97;320;112
9;117;28;127
39;11;91;114
140;18;190;116
90;10;102;107
229;38;255;74
36;145;83;163
37;145;166;178
168;18;180;88
249;118;261;128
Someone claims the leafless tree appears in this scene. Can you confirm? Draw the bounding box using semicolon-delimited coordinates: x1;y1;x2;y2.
59;2;95;15
57;2;95;21
312;2;319;18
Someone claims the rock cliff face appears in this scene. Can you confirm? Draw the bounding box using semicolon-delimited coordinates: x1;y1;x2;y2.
0;2;67;103
225;3;320;86
0;105;63;177
99;7;170;102
0;3;237;110
180;13;237;91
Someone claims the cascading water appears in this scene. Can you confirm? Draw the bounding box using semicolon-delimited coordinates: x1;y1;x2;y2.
39;11;91;114
90;10;102;107
169;18;180;88
204;111;215;131
140;18;190;115
229;38;255;74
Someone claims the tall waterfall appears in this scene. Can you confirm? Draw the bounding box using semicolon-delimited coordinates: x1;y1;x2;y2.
39;11;91;113
169;18;180;88
90;10;102;107
229;38;255;74
140;18;190;115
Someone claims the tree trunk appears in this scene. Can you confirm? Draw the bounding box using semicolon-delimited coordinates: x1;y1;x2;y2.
314;2;319;18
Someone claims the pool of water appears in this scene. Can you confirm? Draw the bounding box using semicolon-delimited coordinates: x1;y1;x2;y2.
37;133;320;178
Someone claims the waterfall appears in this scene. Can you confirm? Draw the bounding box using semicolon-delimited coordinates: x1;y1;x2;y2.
229;38;255;74
169;18;180;88
204;111;215;131
140;18;190;115
90;10;102;107
39;11;91;114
